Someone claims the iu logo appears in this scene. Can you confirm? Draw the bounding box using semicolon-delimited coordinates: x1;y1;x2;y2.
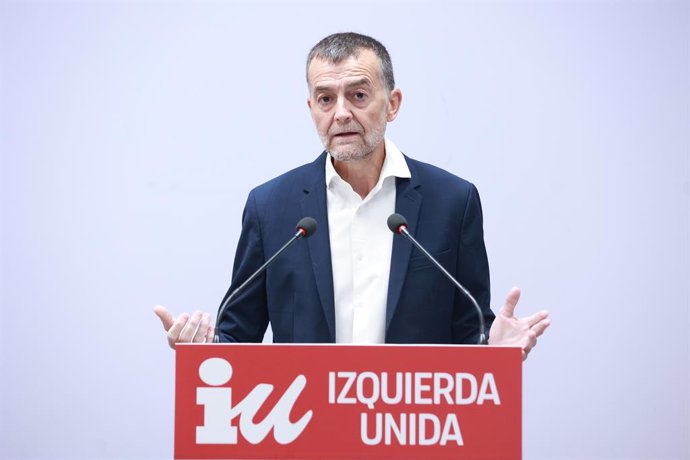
196;357;313;445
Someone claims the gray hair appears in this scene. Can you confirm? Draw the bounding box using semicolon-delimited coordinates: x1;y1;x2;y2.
306;32;395;93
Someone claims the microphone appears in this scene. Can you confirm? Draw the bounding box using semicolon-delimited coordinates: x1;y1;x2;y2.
213;217;317;342
387;213;487;345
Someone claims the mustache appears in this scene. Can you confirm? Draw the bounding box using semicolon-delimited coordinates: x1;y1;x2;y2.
330;124;362;135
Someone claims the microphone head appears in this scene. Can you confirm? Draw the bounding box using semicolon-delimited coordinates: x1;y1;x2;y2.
387;213;408;234
296;217;317;238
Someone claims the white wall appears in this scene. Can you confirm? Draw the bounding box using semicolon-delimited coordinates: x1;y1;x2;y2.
1;1;688;459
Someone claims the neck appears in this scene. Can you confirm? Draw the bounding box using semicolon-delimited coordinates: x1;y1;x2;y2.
332;142;385;199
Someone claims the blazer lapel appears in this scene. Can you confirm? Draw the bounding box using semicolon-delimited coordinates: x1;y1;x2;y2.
386;162;422;333
299;152;336;341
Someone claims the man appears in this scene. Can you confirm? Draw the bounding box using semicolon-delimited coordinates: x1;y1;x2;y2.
155;33;550;358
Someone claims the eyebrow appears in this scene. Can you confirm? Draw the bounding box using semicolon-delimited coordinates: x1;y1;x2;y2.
313;77;373;94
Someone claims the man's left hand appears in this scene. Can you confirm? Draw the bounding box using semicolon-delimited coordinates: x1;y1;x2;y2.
488;287;550;361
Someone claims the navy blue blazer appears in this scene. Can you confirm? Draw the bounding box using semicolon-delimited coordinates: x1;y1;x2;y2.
217;152;495;344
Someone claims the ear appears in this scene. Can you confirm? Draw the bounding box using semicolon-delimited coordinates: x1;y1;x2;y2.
307;97;312;110
386;88;402;122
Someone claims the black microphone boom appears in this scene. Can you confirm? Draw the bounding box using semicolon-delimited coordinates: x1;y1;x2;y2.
213;217;317;343
387;213;487;345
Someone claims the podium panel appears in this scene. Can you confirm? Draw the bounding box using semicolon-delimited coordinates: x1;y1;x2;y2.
175;344;521;459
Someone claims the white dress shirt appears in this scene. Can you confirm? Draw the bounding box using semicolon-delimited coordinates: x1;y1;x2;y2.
326;138;412;344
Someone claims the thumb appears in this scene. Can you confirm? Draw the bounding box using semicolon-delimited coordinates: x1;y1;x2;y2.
153;305;175;331
499;287;521;318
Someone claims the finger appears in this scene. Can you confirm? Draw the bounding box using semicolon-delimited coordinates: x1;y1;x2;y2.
193;313;211;343
499;287;521;318
522;340;533;361
206;324;216;343
178;311;203;343
531;318;551;336
153;305;175;331
166;313;189;349
520;329;539;361
525;309;549;328
518;331;537;357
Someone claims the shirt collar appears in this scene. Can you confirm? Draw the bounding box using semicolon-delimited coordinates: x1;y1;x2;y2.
325;137;412;187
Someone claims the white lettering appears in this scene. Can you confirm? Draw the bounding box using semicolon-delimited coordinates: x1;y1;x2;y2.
419;413;440;445
337;372;357;404
477;373;501;405
433;373;454;404
360;413;382;445
328;372;335;403
196;387;237;444
414;372;432;404
409;412;416;445
356;372;380;409
233;377;313;445
384;412;405;445
440;413;463;446
381;372;403;405
196;358;236;444
404;372;412;404
329;371;501;409
196;358;311;446
361;413;462;446
455;373;478;405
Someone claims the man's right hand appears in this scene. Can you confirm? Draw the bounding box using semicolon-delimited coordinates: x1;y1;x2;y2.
154;305;215;349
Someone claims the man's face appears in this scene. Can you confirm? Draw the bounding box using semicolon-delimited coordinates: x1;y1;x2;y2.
307;49;401;162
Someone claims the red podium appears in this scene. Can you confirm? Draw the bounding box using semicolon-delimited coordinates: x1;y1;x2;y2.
175;344;522;460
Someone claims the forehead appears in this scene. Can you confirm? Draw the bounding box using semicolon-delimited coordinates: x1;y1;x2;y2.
307;49;383;92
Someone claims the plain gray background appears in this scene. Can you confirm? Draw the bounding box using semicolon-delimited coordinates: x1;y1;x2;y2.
1;0;688;459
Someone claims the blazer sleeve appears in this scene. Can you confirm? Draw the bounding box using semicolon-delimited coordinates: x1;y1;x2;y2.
216;190;270;343
452;184;495;343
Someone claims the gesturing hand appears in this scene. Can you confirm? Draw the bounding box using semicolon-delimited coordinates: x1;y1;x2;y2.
488;287;550;360
154;305;215;350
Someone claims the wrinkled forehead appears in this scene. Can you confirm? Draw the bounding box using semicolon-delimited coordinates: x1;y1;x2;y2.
307;49;384;92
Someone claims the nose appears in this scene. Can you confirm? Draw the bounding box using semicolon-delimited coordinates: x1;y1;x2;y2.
333;98;352;124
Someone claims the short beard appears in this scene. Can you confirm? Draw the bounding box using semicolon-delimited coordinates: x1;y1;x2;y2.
322;125;386;162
